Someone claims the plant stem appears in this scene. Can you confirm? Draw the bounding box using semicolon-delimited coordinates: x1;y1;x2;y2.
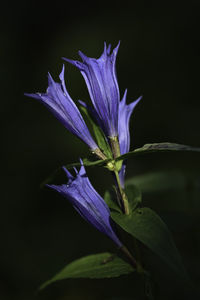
114;170;130;214
109;136;121;159
120;245;137;269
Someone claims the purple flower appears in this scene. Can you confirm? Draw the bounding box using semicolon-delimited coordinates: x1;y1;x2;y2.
25;66;98;150
47;163;122;247
63;42;120;138
118;90;142;187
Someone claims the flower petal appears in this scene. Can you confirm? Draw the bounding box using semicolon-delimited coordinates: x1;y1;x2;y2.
48;164;122;247
63;42;120;138
25;65;98;150
118;90;142;187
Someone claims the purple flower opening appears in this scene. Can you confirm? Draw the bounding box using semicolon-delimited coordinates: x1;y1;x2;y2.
63;42;120;138
47;162;122;247
118;90;142;187
25;65;98;150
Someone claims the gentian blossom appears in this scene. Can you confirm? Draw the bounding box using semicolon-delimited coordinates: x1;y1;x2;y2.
25;65;98;150
118;90;142;187
47;162;122;247
63;42;120;138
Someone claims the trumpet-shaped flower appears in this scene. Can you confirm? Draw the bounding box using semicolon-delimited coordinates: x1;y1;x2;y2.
118;90;142;187
25;66;98;150
63;42;120;138
47;163;122;247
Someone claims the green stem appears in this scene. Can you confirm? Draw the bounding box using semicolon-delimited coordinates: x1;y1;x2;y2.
120;245;146;274
114;170;130;215
120;245;137;269
109;136;130;214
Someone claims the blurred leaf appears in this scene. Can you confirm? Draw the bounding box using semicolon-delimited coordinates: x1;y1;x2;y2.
125;184;142;211
80;105;113;158
40;252;134;290
116;143;200;161
111;207;189;282
125;170;200;214
125;170;186;194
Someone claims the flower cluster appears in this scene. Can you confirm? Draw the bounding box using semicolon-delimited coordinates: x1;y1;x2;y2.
25;43;141;246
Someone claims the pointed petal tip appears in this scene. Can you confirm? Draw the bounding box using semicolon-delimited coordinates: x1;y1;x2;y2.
24;92;33;98
62;166;74;180
103;41;120;56
78;50;88;62
103;42;111;56
63;56;83;69
59;64;65;81
129;95;142;111
135;95;143;103
73;167;78;175
45;183;57;191
78;159;87;176
24;92;42;100
113;40;121;54
62;56;76;65
47;72;55;85
79;158;84;165
107;43;111;55
121;89;128;104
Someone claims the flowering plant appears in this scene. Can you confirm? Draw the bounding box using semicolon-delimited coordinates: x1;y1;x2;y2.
26;43;200;297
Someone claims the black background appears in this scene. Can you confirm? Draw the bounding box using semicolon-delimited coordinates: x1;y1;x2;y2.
1;1;200;299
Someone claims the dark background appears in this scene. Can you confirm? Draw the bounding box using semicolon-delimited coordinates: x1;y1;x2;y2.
1;1;200;299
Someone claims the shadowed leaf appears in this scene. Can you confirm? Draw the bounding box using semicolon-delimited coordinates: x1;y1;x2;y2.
116;143;200;161
125;184;142;211
125;170;186;194
40;252;134;290
111;207;189;282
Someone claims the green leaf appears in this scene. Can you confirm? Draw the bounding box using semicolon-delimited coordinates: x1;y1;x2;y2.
125;184;142;211
40;252;134;290
125;171;200;213
65;158;108;169
111;207;188;281
40;158;109;187
115;142;200;161
80;106;113;158
125;170;186;194
104;190;122;213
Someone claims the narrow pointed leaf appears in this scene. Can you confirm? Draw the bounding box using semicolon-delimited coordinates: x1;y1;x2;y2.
115;142;200;162
111;207;189;281
125;184;142;211
65;158;108;168
80;106;113;158
104;190;122;213
40;158;110;187
40;252;134;290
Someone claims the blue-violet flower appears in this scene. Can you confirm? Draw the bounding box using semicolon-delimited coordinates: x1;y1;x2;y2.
48;163;122;247
25;65;98;150
118;90;142;187
63;42;120;139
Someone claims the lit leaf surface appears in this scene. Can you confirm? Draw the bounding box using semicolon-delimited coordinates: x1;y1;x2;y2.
40;252;134;290
111;207;188;281
116;142;200;161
